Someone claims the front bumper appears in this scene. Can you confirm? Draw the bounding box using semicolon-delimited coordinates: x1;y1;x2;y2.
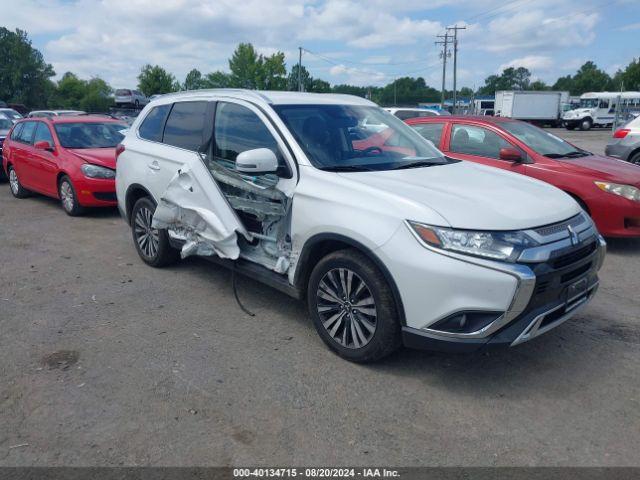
380;213;605;353
72;176;118;207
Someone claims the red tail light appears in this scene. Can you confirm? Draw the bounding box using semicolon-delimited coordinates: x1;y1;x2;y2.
115;143;125;161
613;128;630;139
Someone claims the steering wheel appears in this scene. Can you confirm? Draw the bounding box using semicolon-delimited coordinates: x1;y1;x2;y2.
358;146;383;156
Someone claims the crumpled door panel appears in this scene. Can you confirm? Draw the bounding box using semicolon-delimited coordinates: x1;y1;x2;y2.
152;163;248;259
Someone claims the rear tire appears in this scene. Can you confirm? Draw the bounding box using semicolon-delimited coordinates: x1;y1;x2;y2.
307;249;402;363
629;152;640;165
131;197;179;268
8;165;30;198
59;175;85;216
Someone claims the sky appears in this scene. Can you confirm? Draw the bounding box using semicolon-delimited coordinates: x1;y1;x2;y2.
2;0;639;91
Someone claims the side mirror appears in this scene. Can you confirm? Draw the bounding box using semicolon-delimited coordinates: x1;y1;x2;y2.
499;147;523;162
34;140;54;152
236;148;278;174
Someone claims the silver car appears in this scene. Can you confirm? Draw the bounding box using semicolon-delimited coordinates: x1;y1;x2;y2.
115;89;149;109
0;117;13;179
605;115;640;165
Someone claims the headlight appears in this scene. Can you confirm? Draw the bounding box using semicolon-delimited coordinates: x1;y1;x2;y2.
407;221;538;262
81;164;115;179
595;182;640;202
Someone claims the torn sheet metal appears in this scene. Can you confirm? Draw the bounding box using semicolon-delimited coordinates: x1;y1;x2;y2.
152;165;244;259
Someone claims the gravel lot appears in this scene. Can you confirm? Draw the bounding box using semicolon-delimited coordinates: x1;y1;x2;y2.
1;128;639;467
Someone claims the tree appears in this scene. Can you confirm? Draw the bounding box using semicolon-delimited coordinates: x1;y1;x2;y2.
0;28;55;107
530;80;548;91
310;78;331;93
137;64;178;96
571;61;612;95
612;58;640;91
257;52;287;90
552;75;574;93
478;67;531;95
203;71;234;88
48;72;113;111
287;64;312;91
228;43;261;89
183;68;206;91
80;77;114;111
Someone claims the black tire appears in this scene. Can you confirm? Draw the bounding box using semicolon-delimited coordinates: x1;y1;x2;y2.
629;152;640;165
134;99;140;109
579;118;592;131
307;249;401;363
58;175;85;216
7;165;31;198
131;197;179;268
566;125;575;131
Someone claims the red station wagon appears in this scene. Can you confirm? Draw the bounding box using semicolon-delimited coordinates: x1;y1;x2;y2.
2;116;126;215
403;116;640;238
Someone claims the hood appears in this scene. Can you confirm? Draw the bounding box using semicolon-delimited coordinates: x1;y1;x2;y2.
67;148;116;169
564;108;592;117
557;155;640;187
340;161;580;231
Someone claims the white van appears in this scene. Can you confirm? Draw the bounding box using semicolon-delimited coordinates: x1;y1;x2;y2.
562;92;640;130
115;89;605;362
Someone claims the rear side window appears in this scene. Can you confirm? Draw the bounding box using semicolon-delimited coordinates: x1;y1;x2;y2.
17;121;37;144
163;101;209;151
411;123;444;147
33;123;54;145
10;123;24;140
138;104;171;142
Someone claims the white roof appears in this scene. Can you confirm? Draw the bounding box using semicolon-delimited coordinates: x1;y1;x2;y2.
581;91;640;99
150;89;376;107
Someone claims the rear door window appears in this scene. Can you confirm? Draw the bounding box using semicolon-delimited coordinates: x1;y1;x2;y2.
162;101;209;151
17;121;37;144
10;122;24;140
138;104;171;142
411;123;445;147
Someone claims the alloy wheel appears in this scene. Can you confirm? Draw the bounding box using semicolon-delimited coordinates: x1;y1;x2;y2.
9;169;19;195
60;181;75;212
134;206;160;258
316;267;377;349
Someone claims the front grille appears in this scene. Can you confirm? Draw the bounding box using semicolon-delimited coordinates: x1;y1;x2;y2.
551;241;597;269
534;214;585;237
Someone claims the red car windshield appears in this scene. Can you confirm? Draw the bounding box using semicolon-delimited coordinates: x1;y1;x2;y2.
501;121;588;158
54;122;126;149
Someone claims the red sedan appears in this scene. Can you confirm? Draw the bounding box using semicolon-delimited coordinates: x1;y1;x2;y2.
404;116;640;238
2;116;126;215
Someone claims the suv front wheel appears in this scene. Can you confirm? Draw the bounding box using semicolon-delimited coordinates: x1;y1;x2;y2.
307;249;401;362
131;197;179;267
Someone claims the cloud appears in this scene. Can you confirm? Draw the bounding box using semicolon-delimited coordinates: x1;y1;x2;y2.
329;64;388;84
498;55;554;73
618;22;640;31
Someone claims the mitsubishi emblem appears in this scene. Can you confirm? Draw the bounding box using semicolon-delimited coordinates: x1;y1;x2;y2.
567;225;580;246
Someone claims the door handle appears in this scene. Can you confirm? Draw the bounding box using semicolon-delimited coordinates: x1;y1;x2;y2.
148;161;160;171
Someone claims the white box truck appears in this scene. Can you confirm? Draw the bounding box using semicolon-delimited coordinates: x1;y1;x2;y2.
495;91;569;126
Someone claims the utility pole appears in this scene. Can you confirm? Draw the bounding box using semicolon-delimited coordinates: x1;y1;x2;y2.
298;47;303;92
435;33;451;110
447;25;466;114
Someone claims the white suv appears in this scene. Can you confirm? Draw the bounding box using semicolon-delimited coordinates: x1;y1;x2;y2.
115;89;606;362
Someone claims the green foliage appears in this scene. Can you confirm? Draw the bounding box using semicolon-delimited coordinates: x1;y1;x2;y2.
0;28;55;107
48;72;113;111
612;58;640;91
530;80;548;91
478;67;531;95
182;69;206;91
203;71;234;88
137;64;178;96
228;43;287;90
375;77;439;106
551;61;613;95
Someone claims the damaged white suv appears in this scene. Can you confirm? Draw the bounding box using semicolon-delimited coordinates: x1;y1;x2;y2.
116;90;606;362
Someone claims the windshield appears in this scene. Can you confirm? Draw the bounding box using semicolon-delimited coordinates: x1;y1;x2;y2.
115;89;132;96
501;121;586;157
2;109;22;120
54;122;126;148
273;104;450;172
579;98;599;108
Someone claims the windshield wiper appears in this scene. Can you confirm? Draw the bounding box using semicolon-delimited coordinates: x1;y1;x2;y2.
543;151;589;159
317;165;376;172
390;159;448;170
